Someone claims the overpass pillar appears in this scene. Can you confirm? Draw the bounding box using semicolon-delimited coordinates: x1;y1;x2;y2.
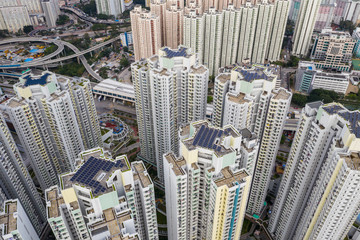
77;57;80;64
90;51;93;57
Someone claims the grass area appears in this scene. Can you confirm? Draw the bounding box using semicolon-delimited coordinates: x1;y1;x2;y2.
104;137;111;144
157;211;167;224
100;128;110;135
241;218;253;235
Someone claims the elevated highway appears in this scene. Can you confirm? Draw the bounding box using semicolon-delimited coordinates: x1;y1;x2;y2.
0;36;120;81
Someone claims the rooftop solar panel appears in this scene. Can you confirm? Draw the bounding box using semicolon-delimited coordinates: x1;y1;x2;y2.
202;128;213;148
198;127;209;146
193;125;205;146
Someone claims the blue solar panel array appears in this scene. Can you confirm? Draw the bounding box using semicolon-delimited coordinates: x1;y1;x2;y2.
239;69;268;82
70;156;125;195
23;73;51;87
192;125;230;151
163;47;187;58
339;111;360;138
323;105;345;115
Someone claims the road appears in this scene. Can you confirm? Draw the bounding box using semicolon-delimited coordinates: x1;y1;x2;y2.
61;6;129;25
280;67;296;90
0;36;121;81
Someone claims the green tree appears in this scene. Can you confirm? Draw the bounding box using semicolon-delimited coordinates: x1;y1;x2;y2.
44;44;58;55
120;58;130;68
0;30;9;38
291;93;307;107
56;63;85;77
97;13;110;20
56;15;70;25
339;20;356;34
23;25;33;34
123;46;129;52
79;0;97;16
99;67;109;79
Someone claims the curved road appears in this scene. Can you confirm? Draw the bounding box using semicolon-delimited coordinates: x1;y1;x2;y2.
0;36;120;81
61;6;128;25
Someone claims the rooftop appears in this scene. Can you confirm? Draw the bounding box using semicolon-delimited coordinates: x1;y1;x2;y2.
227;92;249;104
164;153;186;176
6;98;26;108
88;208;139;240
322;103;360;137
132;162;152;188
162;46;189;58
62;156;130;197
234;64;279;82
46;188;65;219
343;152;360;171
21;72;51;87
0;201;18;234
93;79;134;99
183;121;239;156
216;73;231;83
213;167;248;188
190;65;207;74
273;88;291;100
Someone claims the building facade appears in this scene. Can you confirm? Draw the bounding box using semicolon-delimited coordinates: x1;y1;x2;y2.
292;0;321;57
95;0;126;17
131;5;162;61
0;200;40;240
0;6;32;33
46;148;158;240
0;114;46;234
164;120;257;240
269;102;360;240
247;87;292;215
41;0;60;28
1;72;102;190
212;63;281;130
311;28;356;72
131;46;208;182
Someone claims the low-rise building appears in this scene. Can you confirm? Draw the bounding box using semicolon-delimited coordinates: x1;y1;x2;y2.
311;28;355;72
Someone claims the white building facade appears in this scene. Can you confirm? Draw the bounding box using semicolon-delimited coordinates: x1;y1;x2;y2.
164;120;258;240
269;102;360;240
131;46;208;182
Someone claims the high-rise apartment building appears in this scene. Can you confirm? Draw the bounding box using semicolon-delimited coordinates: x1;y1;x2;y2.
311;28;356;72
247;87;291;215
212;64;281;130
41;0;60;27
0;114;46;234
0;200;40;240
1;72;101;190
0;0;42;14
292;0;321;57
95;0;126;17
267;0;290;61
165;5;184;49
131;5;162;60
251;2;274;63
288;0;300;21
269;102;360;240
203;7;224;75
46;148;158;240
0;6;32;33
131;47;208;182
182;1;289;75
164;120;257;240
183;10;204;62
